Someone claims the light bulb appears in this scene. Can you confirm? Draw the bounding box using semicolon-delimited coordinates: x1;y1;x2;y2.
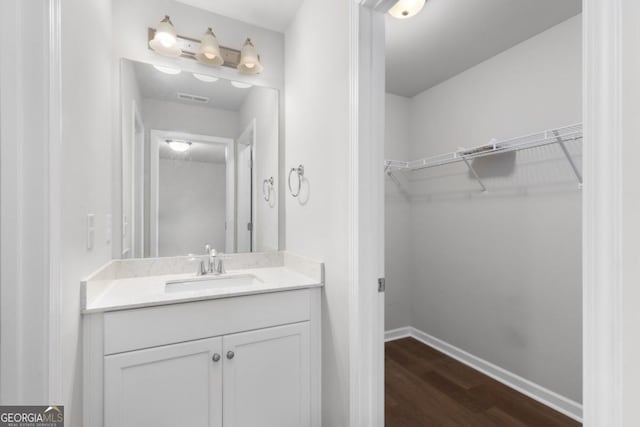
196;28;224;66
237;38;263;75
149;15;182;57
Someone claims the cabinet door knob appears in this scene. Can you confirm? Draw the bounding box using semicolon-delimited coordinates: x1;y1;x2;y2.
212;353;221;362
226;351;235;360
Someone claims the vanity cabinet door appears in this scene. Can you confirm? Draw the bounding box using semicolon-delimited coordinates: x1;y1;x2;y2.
104;337;223;427
222;322;310;427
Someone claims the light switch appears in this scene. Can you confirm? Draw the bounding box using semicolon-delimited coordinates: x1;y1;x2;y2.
87;213;95;250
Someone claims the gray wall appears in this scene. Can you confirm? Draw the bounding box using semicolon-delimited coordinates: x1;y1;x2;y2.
385;15;582;402
158;159;226;256
385;94;412;331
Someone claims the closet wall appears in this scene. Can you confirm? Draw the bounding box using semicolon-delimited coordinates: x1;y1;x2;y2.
385;15;582;403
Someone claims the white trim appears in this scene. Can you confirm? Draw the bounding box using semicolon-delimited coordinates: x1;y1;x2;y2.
347;0;362;424
132;101;145;258
149;130;235;257
582;1;624;426
349;1;386;426
236;120;256;252
385;327;583;422
383;327;411;342
47;0;63;404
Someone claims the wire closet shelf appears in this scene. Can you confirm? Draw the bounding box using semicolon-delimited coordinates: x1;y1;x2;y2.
384;123;583;191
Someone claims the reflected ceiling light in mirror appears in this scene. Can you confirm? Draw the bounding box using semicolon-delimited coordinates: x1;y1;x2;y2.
166;139;192;152
193;73;219;83
230;81;252;89
237;38;264;75
149;15;182;57
153;64;182;75
388;0;425;19
196;28;224;66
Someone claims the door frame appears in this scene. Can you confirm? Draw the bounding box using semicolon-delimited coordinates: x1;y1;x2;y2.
149;130;235;256
236;119;257;252
351;0;630;426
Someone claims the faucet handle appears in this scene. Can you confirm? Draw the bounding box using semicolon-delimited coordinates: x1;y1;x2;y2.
205;244;211;255
189;256;206;276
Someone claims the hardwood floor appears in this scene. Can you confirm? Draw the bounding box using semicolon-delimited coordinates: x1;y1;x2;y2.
385;338;581;427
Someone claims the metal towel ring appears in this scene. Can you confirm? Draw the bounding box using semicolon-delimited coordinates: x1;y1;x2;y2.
288;165;304;197
262;177;274;202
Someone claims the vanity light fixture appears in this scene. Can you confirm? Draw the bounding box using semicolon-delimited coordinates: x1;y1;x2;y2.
149;15;182;57
230;81;253;89
147;19;265;74
388;0;426;19
193;73;219;83
166;139;192;152
153;64;182;75
237;38;264;75
196;28;224;66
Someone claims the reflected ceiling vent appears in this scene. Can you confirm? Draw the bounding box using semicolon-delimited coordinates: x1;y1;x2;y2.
177;92;209;103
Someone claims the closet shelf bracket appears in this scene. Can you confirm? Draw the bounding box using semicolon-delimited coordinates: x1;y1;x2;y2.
553;129;583;187
461;155;487;192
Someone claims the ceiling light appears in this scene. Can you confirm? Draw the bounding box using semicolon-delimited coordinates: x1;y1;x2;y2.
237;38;264;75
193;73;219;83
153;65;182;75
388;0;425;19
230;81;252;89
166;139;192;152
196;28;224;66
149;15;182;57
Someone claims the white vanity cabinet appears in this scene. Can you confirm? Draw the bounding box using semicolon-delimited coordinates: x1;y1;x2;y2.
104;337;224;427
83;288;321;427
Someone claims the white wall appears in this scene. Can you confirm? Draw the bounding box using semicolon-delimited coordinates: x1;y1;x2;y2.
384;94;412;331
61;0;113;424
239;88;279;252
158;158;226;256
385;15;582;403
285;0;351;423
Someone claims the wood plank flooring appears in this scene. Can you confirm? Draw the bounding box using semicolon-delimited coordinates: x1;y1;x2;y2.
385;338;581;427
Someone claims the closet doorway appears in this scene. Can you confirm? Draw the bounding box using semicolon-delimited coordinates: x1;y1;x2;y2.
382;1;583;425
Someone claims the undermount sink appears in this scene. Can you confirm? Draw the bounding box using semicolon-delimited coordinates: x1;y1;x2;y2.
165;274;263;293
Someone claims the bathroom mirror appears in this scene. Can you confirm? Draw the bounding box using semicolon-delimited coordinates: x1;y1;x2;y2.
119;58;279;258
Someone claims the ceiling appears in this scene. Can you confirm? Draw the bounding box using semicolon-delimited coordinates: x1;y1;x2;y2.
132;60;251;111
385;0;582;97
159;139;227;164
175;0;303;32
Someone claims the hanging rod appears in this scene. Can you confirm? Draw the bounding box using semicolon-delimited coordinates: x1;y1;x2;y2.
384;123;583;190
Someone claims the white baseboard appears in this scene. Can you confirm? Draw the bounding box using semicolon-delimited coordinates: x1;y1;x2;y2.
385;326;582;422
384;327;412;342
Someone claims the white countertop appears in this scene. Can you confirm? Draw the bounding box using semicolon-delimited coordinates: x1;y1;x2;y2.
83;266;322;313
